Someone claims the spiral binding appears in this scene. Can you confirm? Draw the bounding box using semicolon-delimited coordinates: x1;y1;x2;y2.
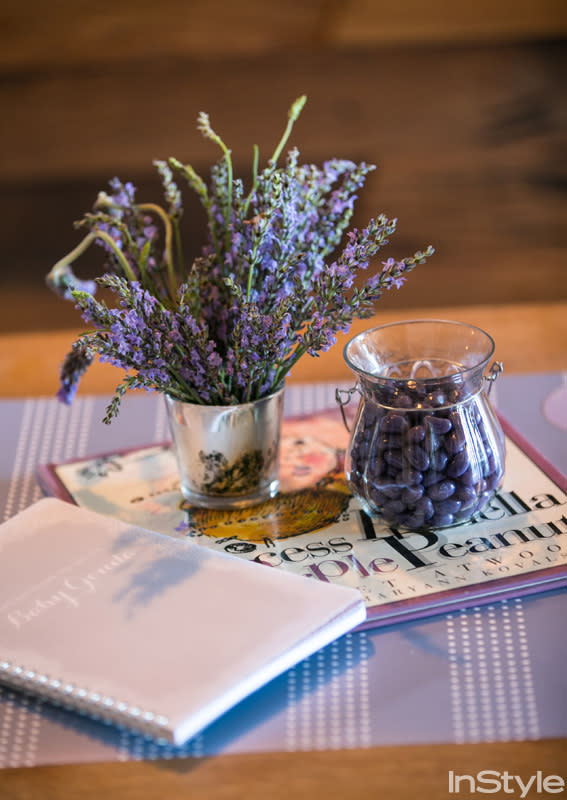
0;660;171;741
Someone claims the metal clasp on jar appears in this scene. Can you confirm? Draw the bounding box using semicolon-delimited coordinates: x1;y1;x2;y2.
484;361;503;396
335;385;359;432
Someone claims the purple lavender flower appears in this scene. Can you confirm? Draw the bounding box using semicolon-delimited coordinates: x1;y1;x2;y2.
47;97;434;420
57;342;94;404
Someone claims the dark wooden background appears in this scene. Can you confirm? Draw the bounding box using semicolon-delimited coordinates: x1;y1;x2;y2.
1;0;565;333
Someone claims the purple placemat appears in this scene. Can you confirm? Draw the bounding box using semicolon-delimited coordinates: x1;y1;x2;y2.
0;385;565;768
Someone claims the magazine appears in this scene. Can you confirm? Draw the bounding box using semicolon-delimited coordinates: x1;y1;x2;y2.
37;410;566;629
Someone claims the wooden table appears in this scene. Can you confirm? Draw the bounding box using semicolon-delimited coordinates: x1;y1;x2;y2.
1;302;565;799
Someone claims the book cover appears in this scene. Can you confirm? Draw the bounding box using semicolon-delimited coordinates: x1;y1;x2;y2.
37;410;567;629
0;498;366;744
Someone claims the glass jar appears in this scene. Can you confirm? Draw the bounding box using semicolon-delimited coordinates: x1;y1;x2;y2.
341;320;505;530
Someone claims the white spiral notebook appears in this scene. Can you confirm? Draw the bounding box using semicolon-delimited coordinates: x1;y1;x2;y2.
0;498;366;745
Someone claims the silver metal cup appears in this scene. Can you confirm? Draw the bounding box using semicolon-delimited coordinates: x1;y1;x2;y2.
165;387;285;509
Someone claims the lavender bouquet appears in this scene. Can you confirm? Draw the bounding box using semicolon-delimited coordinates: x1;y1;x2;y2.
47;96;434;422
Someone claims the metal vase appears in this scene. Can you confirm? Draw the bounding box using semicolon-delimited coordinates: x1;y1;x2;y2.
165;387;285;509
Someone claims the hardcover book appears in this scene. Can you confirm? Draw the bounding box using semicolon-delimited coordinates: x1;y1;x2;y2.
0;498;366;744
37;410;567;629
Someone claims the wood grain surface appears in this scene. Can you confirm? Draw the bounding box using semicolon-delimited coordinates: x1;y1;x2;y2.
1;40;565;321
1;738;564;800
1;0;565;70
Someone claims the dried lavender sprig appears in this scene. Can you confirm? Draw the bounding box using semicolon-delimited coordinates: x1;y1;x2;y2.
243;95;306;215
197;111;233;250
154;159;184;280
46;229;137;299
168;157;223;264
269;95;307;167
57;340;95;404
136;203;176;298
153;160;183;221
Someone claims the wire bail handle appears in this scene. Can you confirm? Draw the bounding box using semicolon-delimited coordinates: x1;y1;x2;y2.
335;385;359;432
484;361;503;396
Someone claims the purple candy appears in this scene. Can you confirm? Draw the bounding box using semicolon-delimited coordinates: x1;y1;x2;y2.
458;466;478;486
483;454;498;477
395;468;423;486
427;479;456;502
430;448;449;471
393;394;413;409
425;415;452;435
407;424;426;443
446;450;470;478
445;431;466;455
367;486;387;506
381;484;403;500
422;470;443;487
434;498;463;515
485;471;502;490
401;485;425;504
453;485;478;509
383;449;404;470
380;413;406;432
414;496;434;519
407;445;430;471
405;511;426;529
377;433;403;450
383;499;405;516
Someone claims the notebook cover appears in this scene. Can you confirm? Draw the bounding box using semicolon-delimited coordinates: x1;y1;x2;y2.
0;498;366;744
